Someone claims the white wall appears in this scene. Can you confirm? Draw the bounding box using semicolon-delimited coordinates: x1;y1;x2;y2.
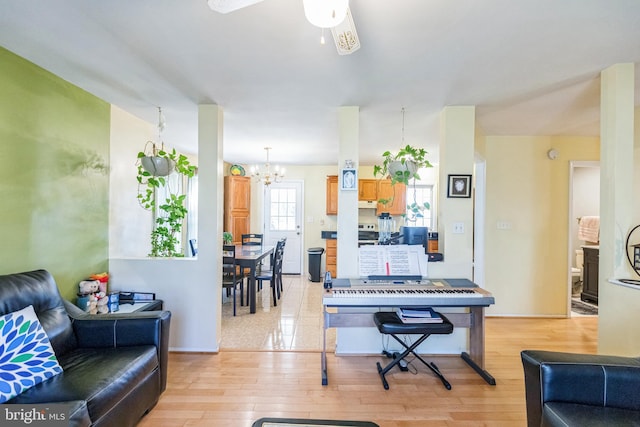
108;105;220;352
109;105;155;258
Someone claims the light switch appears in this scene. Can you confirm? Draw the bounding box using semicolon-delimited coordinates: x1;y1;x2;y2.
453;222;464;234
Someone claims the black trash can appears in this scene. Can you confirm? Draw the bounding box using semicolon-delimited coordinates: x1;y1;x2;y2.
307;247;325;282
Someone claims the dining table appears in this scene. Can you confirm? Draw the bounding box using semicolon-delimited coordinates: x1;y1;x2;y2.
234;244;274;313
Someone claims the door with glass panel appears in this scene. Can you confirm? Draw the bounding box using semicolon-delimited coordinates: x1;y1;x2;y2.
264;181;303;274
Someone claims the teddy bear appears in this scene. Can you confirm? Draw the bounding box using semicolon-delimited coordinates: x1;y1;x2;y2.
85;293;98;314
78;280;101;295
95;292;109;314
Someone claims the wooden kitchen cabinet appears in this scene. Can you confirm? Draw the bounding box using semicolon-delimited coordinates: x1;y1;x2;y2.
358;179;378;201
428;238;439;253
326;175;338;215
376;180;406;216
325;238;337;278
224;175;251;243
581;246;599;304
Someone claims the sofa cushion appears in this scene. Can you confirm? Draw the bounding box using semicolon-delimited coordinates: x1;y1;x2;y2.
0;305;63;403
8;345;159;422
542;402;640;427
0;270;77;356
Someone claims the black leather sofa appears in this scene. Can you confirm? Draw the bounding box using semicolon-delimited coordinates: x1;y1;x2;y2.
521;349;640;426
0;270;171;427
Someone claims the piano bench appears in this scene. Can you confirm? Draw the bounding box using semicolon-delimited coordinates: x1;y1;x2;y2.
373;311;454;390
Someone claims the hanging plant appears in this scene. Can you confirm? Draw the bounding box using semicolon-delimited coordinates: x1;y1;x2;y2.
372;109;434;223
136;108;197;257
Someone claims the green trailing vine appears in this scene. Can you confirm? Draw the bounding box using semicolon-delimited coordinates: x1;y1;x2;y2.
136;144;197;257
373;144;433;223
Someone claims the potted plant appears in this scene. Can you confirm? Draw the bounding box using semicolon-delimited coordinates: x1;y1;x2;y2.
140;142;175;177
136;145;197;257
373;144;433;223
223;232;233;245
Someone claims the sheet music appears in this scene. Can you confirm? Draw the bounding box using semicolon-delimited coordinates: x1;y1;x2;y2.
358;245;428;277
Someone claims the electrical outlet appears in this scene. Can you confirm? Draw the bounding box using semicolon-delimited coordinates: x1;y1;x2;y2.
453;222;464;234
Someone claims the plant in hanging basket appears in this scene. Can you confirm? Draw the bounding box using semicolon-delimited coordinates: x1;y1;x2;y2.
373;144;433;223
373;144;432;186
141;155;175;177
136;141;197;257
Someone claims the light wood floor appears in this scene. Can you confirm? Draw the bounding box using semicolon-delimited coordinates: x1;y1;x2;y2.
140;275;598;427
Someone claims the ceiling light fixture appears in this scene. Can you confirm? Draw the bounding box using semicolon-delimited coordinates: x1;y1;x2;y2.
250;147;285;186
303;0;349;28
330;8;360;55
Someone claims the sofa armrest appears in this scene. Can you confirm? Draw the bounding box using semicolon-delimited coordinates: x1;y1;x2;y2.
521;350;640;427
68;306;171;392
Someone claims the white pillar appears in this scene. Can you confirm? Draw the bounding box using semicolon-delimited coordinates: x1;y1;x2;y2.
598;64;639;355
436;106;475;278
337;106;359;278
198;104;224;349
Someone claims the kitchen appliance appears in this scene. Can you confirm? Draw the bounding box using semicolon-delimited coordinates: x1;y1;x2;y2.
358;200;378;209
378;213;396;245
358;223;378;246
400;226;428;251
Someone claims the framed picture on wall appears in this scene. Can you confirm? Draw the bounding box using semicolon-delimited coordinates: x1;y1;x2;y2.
447;174;472;198
341;168;357;191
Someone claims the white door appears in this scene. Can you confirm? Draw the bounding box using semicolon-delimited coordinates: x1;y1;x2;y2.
264;180;303;274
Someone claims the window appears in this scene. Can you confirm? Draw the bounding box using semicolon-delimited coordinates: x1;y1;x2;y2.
269;188;297;231
153;172;198;256
407;185;434;229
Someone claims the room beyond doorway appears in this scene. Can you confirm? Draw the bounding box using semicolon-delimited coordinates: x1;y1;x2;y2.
568;161;600;318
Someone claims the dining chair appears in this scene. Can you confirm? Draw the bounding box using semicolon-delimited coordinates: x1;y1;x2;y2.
255;240;284;306
241;233;263;246
277;237;287;294
222;244;245;316
188;238;197;256
241;233;265;276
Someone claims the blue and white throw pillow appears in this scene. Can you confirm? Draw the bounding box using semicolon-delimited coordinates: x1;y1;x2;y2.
0;305;63;403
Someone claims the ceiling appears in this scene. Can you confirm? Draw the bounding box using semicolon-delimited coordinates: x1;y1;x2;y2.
1;0;639;166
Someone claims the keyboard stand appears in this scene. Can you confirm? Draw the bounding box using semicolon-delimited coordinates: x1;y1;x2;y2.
321;283;496;386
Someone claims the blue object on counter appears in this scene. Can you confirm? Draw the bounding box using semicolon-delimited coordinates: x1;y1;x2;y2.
108;292;119;312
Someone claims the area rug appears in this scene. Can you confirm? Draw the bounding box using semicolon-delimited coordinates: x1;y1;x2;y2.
252;418;379;427
571;299;598;315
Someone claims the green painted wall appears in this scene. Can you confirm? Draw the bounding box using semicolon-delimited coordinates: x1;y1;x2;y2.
0;46;110;301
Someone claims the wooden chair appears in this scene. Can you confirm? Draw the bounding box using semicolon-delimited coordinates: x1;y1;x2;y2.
277;237;287;294
241;233;263;246
222;245;245;316
241;233;264;276
255;240;284;306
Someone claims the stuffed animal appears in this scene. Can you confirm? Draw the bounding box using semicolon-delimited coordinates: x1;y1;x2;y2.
95;292;109;314
86;293;98;314
89;272;109;293
79;280;100;295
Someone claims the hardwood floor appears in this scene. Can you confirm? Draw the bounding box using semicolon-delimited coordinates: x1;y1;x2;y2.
140;277;598;427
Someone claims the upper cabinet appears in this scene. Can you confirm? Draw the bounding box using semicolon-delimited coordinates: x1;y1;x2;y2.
326;175;338;215
358;179;378;201
326;176;407;216
377;180;406;216
224;175;251;243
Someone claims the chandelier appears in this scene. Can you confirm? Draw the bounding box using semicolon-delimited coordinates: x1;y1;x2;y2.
250;147;285;186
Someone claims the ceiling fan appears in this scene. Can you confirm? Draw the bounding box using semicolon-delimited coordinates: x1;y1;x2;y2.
206;0;360;55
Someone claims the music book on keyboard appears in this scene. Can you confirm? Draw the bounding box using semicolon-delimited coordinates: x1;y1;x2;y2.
359;245;428;278
397;307;443;323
